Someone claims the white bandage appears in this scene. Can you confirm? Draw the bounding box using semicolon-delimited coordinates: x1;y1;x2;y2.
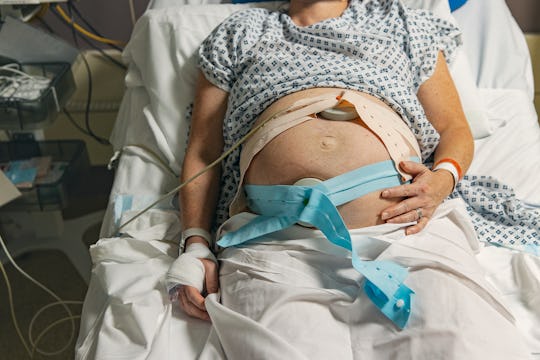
166;243;217;295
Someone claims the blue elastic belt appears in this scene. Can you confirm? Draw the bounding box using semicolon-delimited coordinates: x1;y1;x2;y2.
218;158;420;329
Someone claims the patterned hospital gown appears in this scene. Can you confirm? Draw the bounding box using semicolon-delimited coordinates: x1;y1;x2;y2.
197;0;539;253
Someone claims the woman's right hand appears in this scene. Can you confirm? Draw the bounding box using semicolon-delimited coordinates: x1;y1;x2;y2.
175;258;219;321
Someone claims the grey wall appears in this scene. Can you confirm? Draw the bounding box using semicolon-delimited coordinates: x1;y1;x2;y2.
33;0;540;50
37;0;150;49
506;0;540;33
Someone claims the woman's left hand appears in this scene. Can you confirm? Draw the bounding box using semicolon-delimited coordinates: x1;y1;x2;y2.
380;161;455;235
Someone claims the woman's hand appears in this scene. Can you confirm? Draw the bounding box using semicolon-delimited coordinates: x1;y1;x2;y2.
380;161;455;235
175;257;219;321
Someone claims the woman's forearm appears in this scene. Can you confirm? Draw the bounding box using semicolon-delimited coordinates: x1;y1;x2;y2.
432;124;474;193
179;151;222;245
417;51;474;193
179;71;229;246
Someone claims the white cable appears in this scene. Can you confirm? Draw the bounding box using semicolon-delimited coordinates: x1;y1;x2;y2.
0;64;51;101
31;315;82;359
0;259;31;357
128;0;137;27
51;86;60;112
0;64;36;80
28;300;83;354
0;233;80;357
118;98;325;231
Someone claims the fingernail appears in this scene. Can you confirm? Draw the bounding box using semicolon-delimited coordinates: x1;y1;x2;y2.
381;212;389;220
381;190;389;197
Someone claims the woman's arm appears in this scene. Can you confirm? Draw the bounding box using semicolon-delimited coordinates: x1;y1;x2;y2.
177;71;229;320
380;51;474;234
417;51;474;175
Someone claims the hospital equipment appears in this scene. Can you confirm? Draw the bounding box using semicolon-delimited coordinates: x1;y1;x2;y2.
319;106;359;121
219;158;421;329
0;0;67;23
75;0;540;358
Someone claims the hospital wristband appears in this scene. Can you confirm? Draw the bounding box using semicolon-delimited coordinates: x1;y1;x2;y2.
180;228;212;254
432;159;462;191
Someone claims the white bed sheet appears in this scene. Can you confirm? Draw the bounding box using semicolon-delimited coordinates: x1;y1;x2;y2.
77;0;540;358
452;0;535;100
469;89;540;204
78;87;540;359
77;205;540;359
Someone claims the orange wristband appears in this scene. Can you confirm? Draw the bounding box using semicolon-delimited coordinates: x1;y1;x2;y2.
433;158;463;180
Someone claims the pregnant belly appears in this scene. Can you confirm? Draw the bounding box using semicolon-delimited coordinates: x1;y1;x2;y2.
244;88;417;228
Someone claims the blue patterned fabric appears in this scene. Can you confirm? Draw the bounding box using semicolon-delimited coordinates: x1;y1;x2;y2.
198;0;461;226
452;176;540;254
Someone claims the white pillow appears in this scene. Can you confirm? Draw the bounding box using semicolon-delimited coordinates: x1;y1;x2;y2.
452;0;534;99
114;3;282;171
402;0;492;138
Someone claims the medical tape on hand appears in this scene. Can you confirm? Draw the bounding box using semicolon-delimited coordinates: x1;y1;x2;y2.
166;243;217;294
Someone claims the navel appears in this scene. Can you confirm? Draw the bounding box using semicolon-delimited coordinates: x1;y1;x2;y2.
320;135;338;150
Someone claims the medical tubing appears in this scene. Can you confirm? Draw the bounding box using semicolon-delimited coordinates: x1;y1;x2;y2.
28;300;83;352
118;99;324;231
0;233;78;357
31;315;82;359
0;259;31;356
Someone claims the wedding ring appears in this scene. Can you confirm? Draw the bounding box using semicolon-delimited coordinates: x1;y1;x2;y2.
415;208;423;220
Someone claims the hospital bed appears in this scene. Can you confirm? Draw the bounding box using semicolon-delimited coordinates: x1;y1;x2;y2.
75;0;540;358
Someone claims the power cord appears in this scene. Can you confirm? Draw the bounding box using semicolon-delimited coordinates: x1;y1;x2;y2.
65;1;125;53
54;4;125;47
44;3;112;146
39;6;127;71
68;20;111;146
63;107;98;140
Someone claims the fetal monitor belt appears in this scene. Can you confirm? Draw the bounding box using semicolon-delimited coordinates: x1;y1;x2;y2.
219;158;420;329
230;90;422;216
318;105;358;121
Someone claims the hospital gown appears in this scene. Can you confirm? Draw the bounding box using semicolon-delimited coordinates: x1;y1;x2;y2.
198;0;461;227
197;0;540;253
